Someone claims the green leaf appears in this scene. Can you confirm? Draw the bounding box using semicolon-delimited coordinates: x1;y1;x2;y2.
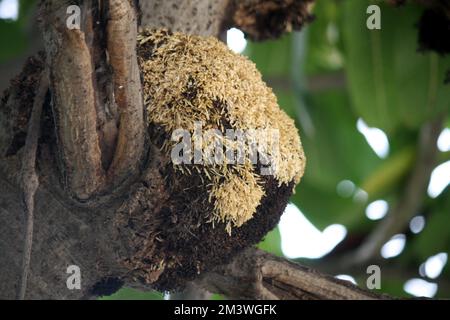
300;90;381;189
0;20;26;62
246;34;292;77
342;1;450;134
210;293;225;300
273;90;297;119
18;0;36;25
258;226;283;257
361;146;415;199
305;0;344;75
291;178;367;230
279;88;381;229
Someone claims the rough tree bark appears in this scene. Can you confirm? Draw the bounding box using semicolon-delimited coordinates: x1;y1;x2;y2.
0;0;387;300
196;248;390;300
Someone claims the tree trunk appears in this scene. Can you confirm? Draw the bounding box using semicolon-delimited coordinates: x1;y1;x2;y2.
0;0;387;300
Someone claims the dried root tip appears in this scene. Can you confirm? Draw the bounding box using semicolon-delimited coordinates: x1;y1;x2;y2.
212;170;265;234
232;0;315;41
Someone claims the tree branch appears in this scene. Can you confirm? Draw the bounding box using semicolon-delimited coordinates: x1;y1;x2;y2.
17;69;48;299
196;248;391;300
40;0;105;200
39;0;146;200
106;0;144;188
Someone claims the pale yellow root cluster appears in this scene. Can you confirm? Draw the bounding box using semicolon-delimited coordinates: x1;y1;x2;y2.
138;29;306;233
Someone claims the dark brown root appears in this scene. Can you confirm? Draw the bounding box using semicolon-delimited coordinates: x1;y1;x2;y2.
417;8;450;55
232;0;315;41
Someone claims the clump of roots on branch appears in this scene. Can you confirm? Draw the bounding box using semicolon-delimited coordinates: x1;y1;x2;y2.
138;29;305;232
232;0;316;40
115;29;305;290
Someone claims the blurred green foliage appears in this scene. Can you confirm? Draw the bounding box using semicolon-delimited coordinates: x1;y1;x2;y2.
0;0;34;62
248;0;449;298
342;0;450;134
1;0;448;299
